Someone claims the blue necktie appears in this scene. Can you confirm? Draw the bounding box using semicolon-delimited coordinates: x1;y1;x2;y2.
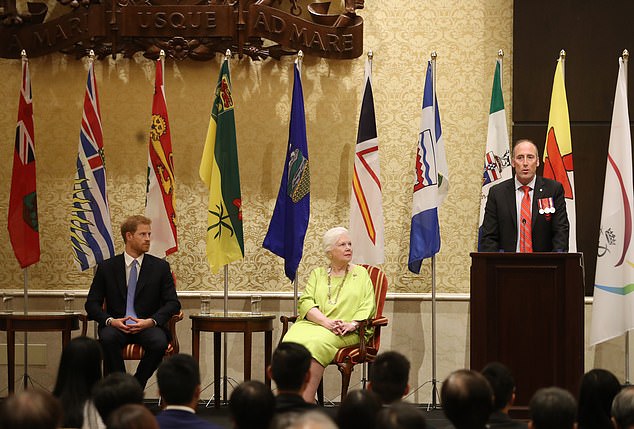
125;260;138;324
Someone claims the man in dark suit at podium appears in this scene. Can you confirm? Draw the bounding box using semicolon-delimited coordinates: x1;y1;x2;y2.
85;215;181;388
480;139;569;252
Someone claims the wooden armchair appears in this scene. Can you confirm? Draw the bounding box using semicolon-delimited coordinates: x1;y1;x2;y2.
280;263;389;403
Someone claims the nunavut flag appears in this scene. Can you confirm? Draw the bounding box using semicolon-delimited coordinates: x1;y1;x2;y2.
543;56;577;252
146;54;178;258
199;56;244;273
8;53;40;268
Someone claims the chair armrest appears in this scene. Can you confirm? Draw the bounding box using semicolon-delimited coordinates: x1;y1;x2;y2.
279;315;298;345
370;316;388;328
78;314;89;336
168;311;184;354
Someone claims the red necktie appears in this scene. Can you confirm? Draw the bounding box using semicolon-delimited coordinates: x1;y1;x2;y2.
520;185;533;253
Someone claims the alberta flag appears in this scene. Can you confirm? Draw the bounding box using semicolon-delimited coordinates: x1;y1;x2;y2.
408;61;449;274
478;57;511;250
590;56;634;345
263;61;310;282
70;59;115;271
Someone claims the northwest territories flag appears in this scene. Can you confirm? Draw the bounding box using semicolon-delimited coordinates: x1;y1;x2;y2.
478;57;510;249
349;55;384;266
263;61;310;282
408;61;449;274
70;58;115;271
590;56;634;346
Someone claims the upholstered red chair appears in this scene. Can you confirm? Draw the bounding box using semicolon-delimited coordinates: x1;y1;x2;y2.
280;263;389;403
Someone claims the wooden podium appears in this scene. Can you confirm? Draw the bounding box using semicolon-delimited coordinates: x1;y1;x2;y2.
470;252;584;407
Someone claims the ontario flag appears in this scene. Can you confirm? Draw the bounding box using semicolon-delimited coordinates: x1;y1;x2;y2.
70;58;115;271
590;55;634;345
349;55;384;266
199;55;244;273
8;52;40;269
146;54;178;258
543;55;577;252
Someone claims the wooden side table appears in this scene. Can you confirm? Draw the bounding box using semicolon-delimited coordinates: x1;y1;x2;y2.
0;312;81;394
190;313;275;408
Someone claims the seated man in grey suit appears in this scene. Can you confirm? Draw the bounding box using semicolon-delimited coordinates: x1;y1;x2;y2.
480;139;569;252
85;215;181;388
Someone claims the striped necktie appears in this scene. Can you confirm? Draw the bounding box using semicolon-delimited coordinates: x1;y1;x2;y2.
520;185;533;253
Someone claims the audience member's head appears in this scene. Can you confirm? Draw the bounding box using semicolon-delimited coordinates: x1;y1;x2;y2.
0;389;62;429
92;372;144;424
376;401;428;429
337;389;382;429
289;410;338;429
529;387;576;429
157;353;201;408
106;404;158;429
52;336;103;427
269;342;312;393
369;351;411;404
481;362;516;413
611;386;634;429
229;380;275;429
577;369;621;429
441;369;493;429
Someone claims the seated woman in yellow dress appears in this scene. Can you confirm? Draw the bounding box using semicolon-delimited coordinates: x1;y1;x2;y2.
283;226;375;403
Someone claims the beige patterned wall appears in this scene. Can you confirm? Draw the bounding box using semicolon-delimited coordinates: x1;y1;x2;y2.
0;0;513;294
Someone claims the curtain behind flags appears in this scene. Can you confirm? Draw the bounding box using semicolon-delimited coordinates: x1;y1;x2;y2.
146;55;178;258
478;58;511;250
70;58;115;271
590;56;634;345
8;53;40;268
199;57;244;274
408;61;449;274
349;56;384;265
543;57;577;252
263;62;310;282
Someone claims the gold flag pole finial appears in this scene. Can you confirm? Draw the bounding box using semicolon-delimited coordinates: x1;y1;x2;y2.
559;49;566;60
224;49;231;61
20;50;27;60
297;50;304;74
88;49;95;63
498;49;504;59
159;49;165;61
623;49;629;62
431;51;437;61
367;50;373;61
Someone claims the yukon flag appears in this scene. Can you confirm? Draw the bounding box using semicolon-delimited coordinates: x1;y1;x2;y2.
590;55;634;345
349;54;384;265
478;56;511;249
146;53;178;258
8;51;40;268
408;60;449;274
543;54;577;252
70;56;115;271
199;55;244;273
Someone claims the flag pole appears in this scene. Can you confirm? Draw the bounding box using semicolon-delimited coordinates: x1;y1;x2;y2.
559;49;566;78
623;48;630;386
222;48;231;405
498;49;504;90
291;49;304;318
430;50;439;409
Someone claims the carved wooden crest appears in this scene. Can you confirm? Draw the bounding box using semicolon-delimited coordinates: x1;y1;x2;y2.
0;0;365;60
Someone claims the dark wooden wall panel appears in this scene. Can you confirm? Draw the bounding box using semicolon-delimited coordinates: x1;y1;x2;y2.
513;0;634;294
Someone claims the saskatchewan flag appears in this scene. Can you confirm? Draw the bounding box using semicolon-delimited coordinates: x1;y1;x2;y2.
199;58;244;273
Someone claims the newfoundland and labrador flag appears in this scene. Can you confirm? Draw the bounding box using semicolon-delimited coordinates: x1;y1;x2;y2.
263;61;310;282
349;56;384;266
146;55;178;258
9;53;40;268
408;61;449;274
199;57;244;274
590;56;634;346
70;59;115;271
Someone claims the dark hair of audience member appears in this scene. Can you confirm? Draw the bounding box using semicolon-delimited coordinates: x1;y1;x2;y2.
441;369;493;429
106;404;158;429
529;387;577;429
481;361;515;411
229;380;275;429
577;369;621;429
337;389;382;429
376;401;428;429
52;336;103;427
611;386;634;429
370;351;411;404
271;342;312;391
0;389;62;429
157;354;200;405
92;372;144;424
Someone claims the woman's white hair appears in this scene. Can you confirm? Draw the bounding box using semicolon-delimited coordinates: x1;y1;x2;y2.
322;227;349;254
